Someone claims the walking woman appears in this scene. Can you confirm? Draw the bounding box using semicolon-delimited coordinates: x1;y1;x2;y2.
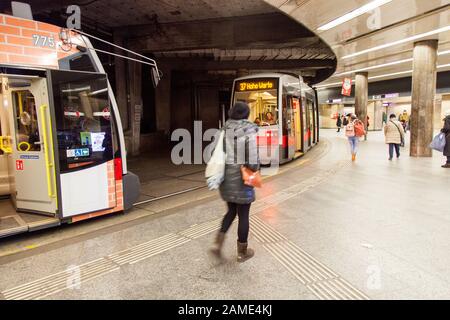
345;114;359;161
384;114;405;160
210;102;260;262
442;112;450;168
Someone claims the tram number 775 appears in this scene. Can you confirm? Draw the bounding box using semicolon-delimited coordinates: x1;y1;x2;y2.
32;34;56;48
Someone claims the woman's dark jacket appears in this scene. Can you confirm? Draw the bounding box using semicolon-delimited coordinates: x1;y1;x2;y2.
219;119;260;204
442;116;450;157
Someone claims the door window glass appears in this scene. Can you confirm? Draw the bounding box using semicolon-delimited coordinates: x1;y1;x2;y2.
51;70;113;173
12;90;41;152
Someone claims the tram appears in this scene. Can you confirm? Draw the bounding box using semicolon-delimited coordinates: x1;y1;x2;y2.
0;6;160;237
231;73;319;164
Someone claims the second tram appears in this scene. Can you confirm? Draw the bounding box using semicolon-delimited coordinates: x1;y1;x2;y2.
231;73;319;164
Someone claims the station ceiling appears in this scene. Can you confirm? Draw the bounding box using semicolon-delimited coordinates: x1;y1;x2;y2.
0;0;338;84
264;0;450;88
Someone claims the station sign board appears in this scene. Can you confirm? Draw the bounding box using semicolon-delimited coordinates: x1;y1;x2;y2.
235;79;278;92
341;78;352;96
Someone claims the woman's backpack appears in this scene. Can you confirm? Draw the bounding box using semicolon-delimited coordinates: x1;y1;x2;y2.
354;121;366;137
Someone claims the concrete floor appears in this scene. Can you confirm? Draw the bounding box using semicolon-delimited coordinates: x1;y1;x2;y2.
0;129;449;300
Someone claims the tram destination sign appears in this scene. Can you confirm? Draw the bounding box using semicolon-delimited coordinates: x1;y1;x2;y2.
235;79;278;92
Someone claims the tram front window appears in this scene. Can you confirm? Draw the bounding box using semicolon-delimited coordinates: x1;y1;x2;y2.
12;90;41;152
51;71;113;173
234;79;278;127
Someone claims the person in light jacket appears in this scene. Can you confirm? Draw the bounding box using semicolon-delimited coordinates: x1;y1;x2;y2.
210;102;260;262
384;114;405;160
441;112;450;168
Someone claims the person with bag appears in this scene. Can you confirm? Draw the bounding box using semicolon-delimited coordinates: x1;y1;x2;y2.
209;102;260;262
441;112;450;168
384;113;405;160
345;114;362;161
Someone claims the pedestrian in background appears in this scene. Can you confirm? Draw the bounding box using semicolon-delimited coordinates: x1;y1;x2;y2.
384;114;405;160
336;113;342;132
343;114;349;127
441;111;450;168
210;102;260;262
345;114;360;161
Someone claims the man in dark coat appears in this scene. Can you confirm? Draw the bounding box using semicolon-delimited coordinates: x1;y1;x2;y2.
441;113;450;168
336;114;342;132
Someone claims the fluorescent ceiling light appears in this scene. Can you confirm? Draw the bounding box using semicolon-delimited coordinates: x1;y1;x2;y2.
368;70;412;80
335;58;412;76
342;26;450;59
317;63;449;89
316;81;345;89
318;0;392;31
335;50;450;77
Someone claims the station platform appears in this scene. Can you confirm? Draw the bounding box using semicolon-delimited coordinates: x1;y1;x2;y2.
0;129;449;300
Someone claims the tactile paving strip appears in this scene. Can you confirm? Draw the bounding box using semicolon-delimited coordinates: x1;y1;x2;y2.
250;216;369;300
1;159;359;300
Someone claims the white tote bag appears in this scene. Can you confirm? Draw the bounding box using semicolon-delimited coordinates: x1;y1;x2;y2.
205;130;226;190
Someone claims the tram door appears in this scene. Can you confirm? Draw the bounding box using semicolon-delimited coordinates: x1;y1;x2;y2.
50;70;116;218
2;76;57;215
292;97;302;152
301;96;309;151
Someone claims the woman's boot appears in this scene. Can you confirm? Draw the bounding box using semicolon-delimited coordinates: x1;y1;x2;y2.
209;232;225;258
237;241;254;262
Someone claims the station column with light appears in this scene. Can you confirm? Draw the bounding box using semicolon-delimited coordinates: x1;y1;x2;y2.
410;40;438;157
355;72;368;138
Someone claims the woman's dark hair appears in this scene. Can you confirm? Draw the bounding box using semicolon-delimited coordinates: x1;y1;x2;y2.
389;114;396;119
229;102;250;120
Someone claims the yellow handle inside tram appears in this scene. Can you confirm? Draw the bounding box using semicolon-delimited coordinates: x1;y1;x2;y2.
39;105;57;199
0;136;12;154
18;141;31;152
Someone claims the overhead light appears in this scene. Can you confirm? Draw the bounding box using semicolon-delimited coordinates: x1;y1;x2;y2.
317;0;393;31
368;70;412;80
317;63;449;89
334;58;412;76
334;49;450;77
342;26;450;59
315;81;345;89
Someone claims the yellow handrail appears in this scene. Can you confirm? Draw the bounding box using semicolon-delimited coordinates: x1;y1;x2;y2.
47;104;58;206
0;136;12;154
39;105;56;199
18;92;23;115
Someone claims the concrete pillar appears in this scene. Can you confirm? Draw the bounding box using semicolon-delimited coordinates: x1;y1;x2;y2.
355;72;368;137
410;40;438;157
113;32;129;131
154;64;171;135
128;60;142;156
